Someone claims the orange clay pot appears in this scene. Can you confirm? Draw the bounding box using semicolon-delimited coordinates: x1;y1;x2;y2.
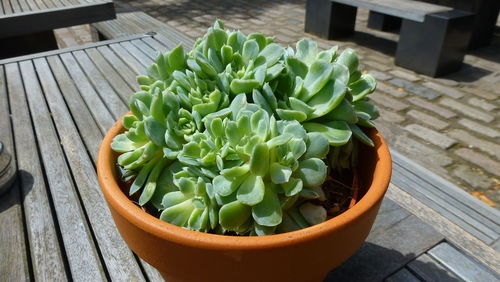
97;117;392;282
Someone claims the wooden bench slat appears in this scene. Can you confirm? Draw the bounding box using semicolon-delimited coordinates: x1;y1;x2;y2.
385;268;420;282
1;0;13;14
0;64;30;282
7;61;68;280
428;242;499;281
17;0;31;12
85;47;135;102
407;253;461;281
71;50;128;119
33;57;147;281
10;0;23;13
46;55;104;161
326;213;444;281
19;60;107;281
130;38;158;60
119;40;154;66
392;165;497;244
95;45;139;89
59;52;115;133
107;43;147;75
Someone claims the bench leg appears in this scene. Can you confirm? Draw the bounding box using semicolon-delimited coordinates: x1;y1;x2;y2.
0;30;58;60
305;0;357;39
367;11;402;31
395;11;473;77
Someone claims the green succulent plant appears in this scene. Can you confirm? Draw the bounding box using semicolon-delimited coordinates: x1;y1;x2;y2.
111;20;379;236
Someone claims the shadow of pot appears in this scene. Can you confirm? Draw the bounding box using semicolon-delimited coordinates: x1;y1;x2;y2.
97;117;392;282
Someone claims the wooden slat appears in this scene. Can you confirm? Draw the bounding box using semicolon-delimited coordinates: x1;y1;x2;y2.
0;64;30;282
9;0;23;13
7;61;67;280
427;242;499;281
46;55;103;161
17;0;31;12
85;47;135;103
130;38;158;61
141;259;165;282
326;210;444;281
107;43;147;74
18;60;106;281
408;253;461;281
33;57;146;281
119;41;154;66
392;150;500;228
95;45;139;89
59;52;115;133
71;50;128;118
1;0;13;14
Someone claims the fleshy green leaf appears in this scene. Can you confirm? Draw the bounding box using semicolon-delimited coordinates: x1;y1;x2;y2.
219;201;252;231
237;174;265;205
295;158;327;187
252;186;282;227
303;121;352;146
270;163;292;184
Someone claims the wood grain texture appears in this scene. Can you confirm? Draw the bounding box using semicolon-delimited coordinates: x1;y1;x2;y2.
387;183;500;273
59;52;115;133
0;64;30;282
7;61;67;281
107;43;146;76
33;57;146;281
19;59;106;281
408;253;461;281
95;45;138;89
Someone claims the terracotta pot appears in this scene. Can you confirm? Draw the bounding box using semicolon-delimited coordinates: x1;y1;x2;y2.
97;117;392;282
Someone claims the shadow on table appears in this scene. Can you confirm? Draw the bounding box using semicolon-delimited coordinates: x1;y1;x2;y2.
324;242;457;281
0;170;34;213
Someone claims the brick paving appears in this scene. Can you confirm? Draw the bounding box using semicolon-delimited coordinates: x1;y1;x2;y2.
58;0;500;207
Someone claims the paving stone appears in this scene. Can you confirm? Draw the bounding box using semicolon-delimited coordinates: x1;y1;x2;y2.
458;119;500;138
432;77;459;86
454;148;500;177
368;70;392;81
461;86;497;100
447;129;500;160
467;97;498;112
405;124;457;149
363;60;391;71
389;78;440;100
439;98;494;123
407;109;449;130
452;164;495;191
389;69;421;82
407;97;457;119
422;81;464;99
395;135;454;167
376;81;407;98
369;93;409;111
378;108;405;123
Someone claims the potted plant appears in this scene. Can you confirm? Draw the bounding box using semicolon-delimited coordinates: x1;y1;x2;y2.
97;21;391;282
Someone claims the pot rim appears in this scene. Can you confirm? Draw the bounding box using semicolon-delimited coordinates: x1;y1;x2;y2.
97;117;392;250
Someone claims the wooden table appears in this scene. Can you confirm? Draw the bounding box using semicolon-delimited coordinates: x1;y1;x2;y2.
0;33;499;281
0;0;115;58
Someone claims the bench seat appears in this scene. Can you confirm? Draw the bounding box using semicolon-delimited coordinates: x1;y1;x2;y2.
305;0;474;77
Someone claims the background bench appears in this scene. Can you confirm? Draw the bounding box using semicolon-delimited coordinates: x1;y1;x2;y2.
304;0;474;77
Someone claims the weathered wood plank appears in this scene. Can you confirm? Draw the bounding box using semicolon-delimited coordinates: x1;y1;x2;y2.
95;46;138;89
17;0;31;12
407;253;461;282
107;43;146;75
59;52;115;133
427;242;499;282
371;197;411;233
19;59;106;281
326;214;444;281
385;268;420;282
140;259;165;282
85;47;135;103
130;38;158;61
6;61;67;281
392;150;500;227
392;163;498;244
119;41;154;66
1;0;13;14
71;50;128;118
33;57;146;281
0;64;30;282
9;0;23;13
386;184;500;273
46;55;103;161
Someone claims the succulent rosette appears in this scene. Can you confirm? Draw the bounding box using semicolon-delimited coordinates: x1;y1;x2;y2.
111;20;379;235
